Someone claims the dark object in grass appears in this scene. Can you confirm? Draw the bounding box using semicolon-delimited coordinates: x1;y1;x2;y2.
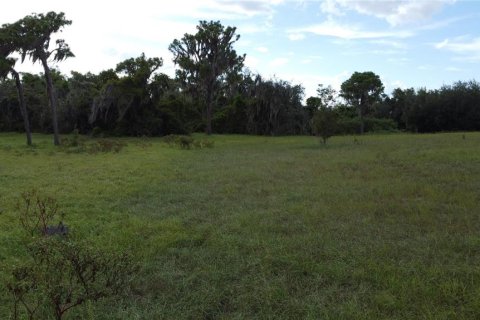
45;222;69;236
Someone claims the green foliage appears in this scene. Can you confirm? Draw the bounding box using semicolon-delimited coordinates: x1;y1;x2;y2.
169;20;245;134
337;117;398;134
60;135;127;154
176;135;194;149
90;53;185;137
4;11;74;145
8;237;136;320
0;25;33;146
7;190;136;320
312;107;338;143
87;139;127;154
341;71;384;134
7;12;74;64
91;126;103;138
341;72;384;107
162;134;214;149
244;75;307;135
378;81;480;133
365;117;398;133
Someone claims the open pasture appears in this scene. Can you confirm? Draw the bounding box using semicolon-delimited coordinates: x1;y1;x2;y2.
0;132;479;319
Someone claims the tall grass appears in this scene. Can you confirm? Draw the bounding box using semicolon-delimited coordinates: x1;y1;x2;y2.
1;132;479;319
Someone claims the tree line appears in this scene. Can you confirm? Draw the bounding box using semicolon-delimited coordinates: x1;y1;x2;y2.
1;12;479;145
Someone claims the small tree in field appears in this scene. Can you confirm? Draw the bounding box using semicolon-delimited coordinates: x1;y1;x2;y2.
312;107;338;144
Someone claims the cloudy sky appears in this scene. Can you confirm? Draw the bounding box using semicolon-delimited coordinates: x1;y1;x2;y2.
1;0;479;98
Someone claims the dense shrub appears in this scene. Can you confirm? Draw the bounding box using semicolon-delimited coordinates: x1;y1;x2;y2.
312;107;338;143
336;117;397;134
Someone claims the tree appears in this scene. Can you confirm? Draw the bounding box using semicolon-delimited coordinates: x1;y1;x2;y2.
241;75;306;135
316;84;337;109
169;20;245;134
13;12;74;145
312;107;338;144
340;71;384;134
90;53;164;136
0;25;32;145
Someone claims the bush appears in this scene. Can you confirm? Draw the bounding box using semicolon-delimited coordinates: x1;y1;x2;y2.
162;135;214;150
91;126;103;138
337;118;362;135
312;107;338;144
336;117;398;134
162;134;180;146
6;190;137;320
177;135;194;149
60;136;127;154
88;139;127;154
364;117;398;133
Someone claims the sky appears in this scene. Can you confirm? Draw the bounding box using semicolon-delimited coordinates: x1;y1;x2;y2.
1;0;480;98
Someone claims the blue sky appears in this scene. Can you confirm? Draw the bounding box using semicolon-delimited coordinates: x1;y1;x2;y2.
2;0;479;98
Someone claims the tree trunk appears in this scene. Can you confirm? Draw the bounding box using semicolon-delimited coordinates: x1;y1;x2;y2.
205;86;213;135
40;55;61;145
359;94;365;135
11;69;32;146
359;106;365;135
205;103;212;135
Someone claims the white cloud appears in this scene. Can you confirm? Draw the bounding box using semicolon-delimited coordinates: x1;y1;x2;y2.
0;0;283;76
216;0;285;17
288;33;306;41
256;46;269;53
390;80;406;90
290;20;412;40
244;55;261;71
320;0;456;26
282;71;350;98
445;66;462;72
435;37;480;52
369;39;406;49
434;37;480;61
320;0;344;17
418;65;433;71
270;58;289;67
387;57;410;64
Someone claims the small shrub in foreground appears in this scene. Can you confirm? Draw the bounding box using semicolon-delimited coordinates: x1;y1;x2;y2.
6;191;137;320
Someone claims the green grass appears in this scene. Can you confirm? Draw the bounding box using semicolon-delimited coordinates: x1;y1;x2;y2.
1;132;480;319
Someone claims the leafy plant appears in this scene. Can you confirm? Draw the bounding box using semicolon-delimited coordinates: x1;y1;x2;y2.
312;107;338;144
7;191;137;319
88;139;126;153
162;134;214;150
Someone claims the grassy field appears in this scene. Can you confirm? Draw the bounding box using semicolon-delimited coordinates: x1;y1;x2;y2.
1;132;480;319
